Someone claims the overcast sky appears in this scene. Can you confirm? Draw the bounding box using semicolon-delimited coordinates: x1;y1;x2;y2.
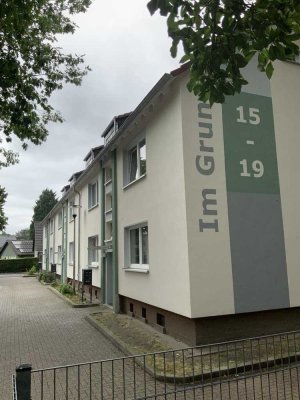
1;0;180;234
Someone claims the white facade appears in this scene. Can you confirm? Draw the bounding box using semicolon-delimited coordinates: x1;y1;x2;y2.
42;59;300;342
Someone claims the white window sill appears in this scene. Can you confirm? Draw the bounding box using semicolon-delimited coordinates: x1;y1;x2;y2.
123;174;146;190
105;179;112;185
123;267;149;274
88;204;98;212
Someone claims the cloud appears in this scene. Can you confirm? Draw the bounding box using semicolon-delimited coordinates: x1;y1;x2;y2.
0;0;180;234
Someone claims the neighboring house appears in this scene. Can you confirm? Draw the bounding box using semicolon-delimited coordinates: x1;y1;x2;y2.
42;57;300;345
0;235;16;251
0;240;34;259
34;222;43;259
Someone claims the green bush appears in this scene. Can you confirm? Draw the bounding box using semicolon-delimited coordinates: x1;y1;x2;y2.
39;271;56;283
27;265;37;275
0;257;38;273
38;272;44;281
59;283;74;295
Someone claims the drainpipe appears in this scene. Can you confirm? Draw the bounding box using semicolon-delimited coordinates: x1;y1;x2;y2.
74;186;81;287
112;149;119;313
100;163;105;304
46;220;50;272
62;200;68;283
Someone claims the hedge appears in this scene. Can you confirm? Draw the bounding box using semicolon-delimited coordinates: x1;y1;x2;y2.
0;257;38;273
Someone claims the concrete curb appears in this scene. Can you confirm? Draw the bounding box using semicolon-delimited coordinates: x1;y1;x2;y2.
85;314;131;356
85;313;300;384
48;286;100;308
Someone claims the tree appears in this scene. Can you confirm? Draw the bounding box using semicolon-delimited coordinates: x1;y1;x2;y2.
1;0;91;162
0;187;8;233
30;189;58;239
15;228;31;240
147;0;300;104
0;0;91;228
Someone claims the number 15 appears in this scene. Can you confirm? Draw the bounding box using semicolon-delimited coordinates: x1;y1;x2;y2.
237;106;261;125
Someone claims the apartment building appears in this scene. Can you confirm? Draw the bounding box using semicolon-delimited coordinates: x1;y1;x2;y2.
42;58;300;345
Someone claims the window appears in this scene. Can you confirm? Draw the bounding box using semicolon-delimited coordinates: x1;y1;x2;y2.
105;167;112;183
157;313;165;327
126;224;149;269
127;139;146;184
49;248;53;263
69;242;74;265
50;219;54;234
88;236;98;267
88;181;98;209
58;211;63;229
43;249;47;264
57;245;62;264
69;201;74;221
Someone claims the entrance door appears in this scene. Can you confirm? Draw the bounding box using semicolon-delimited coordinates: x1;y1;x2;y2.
105;253;113;306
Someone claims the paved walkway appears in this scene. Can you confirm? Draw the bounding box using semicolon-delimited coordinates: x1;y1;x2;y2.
1;274;299;400
0;274;122;399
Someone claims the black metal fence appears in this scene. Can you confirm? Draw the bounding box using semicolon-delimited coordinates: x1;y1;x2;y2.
14;330;300;399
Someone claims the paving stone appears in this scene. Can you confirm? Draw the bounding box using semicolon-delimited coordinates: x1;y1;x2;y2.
1;274;299;400
0;274;122;399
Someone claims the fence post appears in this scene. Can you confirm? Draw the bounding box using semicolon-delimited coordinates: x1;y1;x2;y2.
16;364;32;400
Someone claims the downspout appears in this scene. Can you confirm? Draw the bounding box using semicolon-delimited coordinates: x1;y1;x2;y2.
53;216;55;267
62;200;68;283
112;149;119;313
74;186;81;286
100;163;106;304
46;220;50;271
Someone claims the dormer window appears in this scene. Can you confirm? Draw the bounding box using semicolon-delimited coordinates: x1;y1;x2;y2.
86;154;93;167
104;126;116;145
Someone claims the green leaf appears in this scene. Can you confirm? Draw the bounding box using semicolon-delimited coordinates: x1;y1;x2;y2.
265;62;274;79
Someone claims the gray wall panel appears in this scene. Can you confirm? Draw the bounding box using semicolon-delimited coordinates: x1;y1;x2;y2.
228;192;290;313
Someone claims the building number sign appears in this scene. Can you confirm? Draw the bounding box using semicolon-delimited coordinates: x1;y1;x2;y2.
223;92;279;195
236;106;264;179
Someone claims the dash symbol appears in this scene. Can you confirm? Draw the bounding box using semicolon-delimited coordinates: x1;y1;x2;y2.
246;140;255;145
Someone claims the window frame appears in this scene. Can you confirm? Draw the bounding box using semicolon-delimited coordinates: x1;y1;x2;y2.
88;235;99;268
124;136;146;187
69;200;74;222
124;223;149;271
69;242;74;265
88;180;98;210
50;219;54;234
58;211;63;229
57;245;62;264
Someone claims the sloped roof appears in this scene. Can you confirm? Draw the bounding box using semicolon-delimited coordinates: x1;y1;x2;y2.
68;170;84;183
101;112;132;138
61;184;70;193
83;145;104;162
42;64;188;224
34;222;43;253
0;235;16;250
0;240;34;257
